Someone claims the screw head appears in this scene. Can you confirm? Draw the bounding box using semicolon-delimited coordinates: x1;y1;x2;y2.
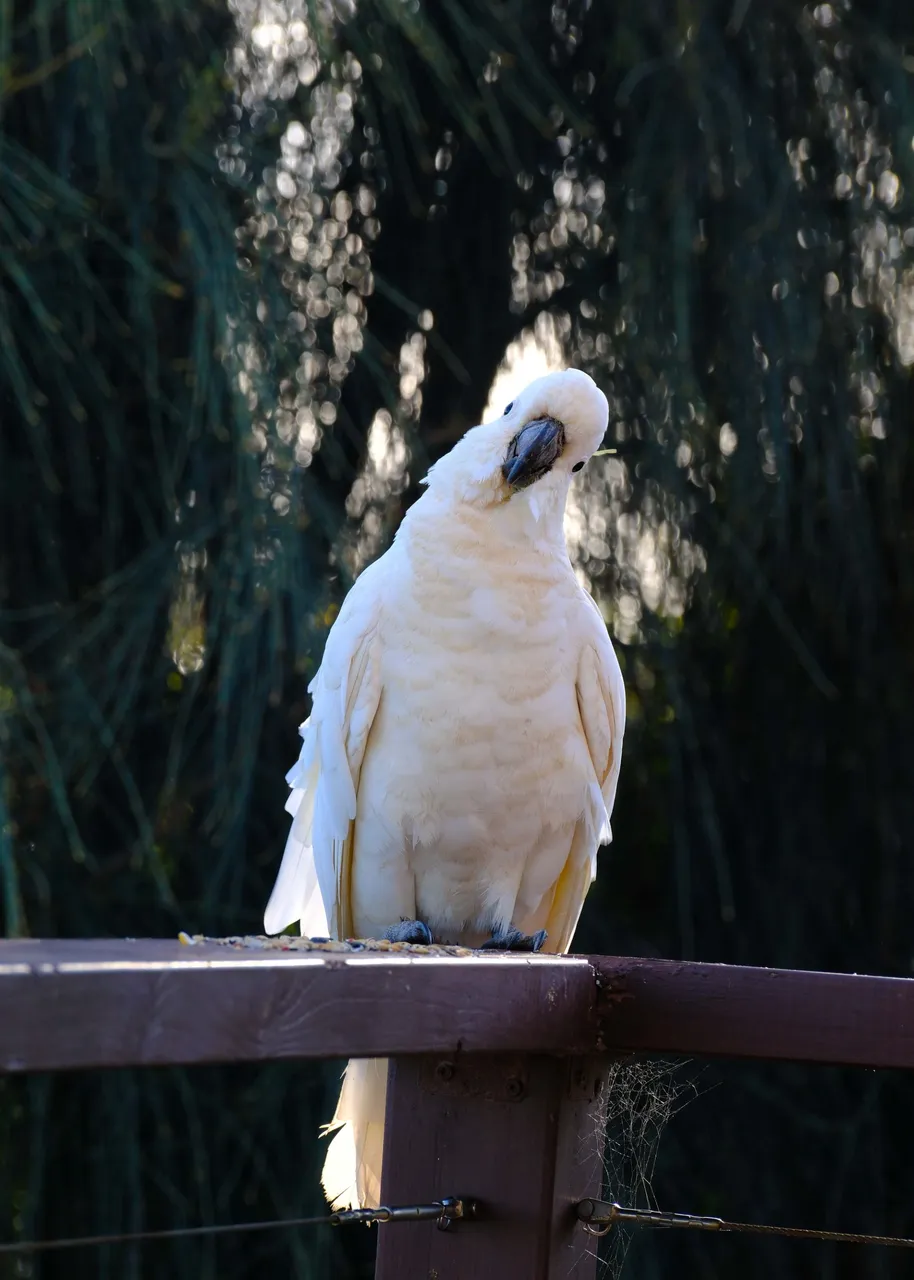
435;1060;456;1082
505;1075;525;1100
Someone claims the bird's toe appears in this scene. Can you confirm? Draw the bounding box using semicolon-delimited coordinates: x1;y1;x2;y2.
384;918;434;945
479;927;548;953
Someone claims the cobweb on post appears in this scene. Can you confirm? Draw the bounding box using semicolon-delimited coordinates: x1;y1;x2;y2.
592;1058;700;1279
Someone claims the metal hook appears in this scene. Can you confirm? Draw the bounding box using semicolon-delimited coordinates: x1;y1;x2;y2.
329;1197;475;1232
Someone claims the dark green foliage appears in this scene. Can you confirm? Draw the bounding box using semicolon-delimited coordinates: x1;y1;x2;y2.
3;0;914;1276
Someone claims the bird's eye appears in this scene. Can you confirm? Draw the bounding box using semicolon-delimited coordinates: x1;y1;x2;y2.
503;401;514;415
571;460;585;473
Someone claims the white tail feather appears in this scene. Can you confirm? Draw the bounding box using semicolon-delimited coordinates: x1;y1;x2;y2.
320;1058;388;1210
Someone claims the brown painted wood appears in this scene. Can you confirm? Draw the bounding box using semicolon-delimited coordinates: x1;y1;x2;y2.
548;1057;609;1276
0;940;597;1072
5;940;914;1074
594;956;914;1069
375;1054;608;1280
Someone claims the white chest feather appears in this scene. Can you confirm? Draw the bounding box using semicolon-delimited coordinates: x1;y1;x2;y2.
350;502;599;941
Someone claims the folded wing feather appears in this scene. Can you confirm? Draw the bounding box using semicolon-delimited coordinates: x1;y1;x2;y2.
264;566;384;938
540;618;626;955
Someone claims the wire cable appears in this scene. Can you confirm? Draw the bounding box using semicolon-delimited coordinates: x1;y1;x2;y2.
0;1197;467;1255
578;1201;914;1249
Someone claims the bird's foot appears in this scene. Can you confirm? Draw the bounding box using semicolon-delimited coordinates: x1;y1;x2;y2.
384;918;434;945
479;927;547;953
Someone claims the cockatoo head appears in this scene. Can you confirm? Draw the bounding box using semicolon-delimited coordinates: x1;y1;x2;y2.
423;369;609;515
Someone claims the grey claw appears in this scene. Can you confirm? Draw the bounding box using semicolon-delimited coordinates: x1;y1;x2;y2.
384;918;434;945
479;927;547;953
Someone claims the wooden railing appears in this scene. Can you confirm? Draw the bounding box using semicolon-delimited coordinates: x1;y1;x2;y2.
3;938;914;1276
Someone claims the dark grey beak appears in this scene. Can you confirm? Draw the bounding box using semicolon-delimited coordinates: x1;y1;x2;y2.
502;416;565;491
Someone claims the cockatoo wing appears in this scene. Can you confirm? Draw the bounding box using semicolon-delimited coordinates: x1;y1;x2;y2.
541;601;626;954
577;597;627;831
264;563;384;938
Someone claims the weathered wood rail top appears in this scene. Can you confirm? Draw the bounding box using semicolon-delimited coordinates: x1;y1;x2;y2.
2;939;913;1073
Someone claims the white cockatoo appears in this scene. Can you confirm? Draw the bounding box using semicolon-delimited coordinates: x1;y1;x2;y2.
264;367;626;1211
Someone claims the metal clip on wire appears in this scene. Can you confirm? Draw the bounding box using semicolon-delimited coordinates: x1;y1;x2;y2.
330;1197;473;1232
576;1197;914;1251
577;1200;726;1238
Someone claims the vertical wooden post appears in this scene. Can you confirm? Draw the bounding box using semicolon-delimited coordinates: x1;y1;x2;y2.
375;1054;607;1279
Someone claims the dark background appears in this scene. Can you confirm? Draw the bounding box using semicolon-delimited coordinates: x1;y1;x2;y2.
3;0;914;1275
